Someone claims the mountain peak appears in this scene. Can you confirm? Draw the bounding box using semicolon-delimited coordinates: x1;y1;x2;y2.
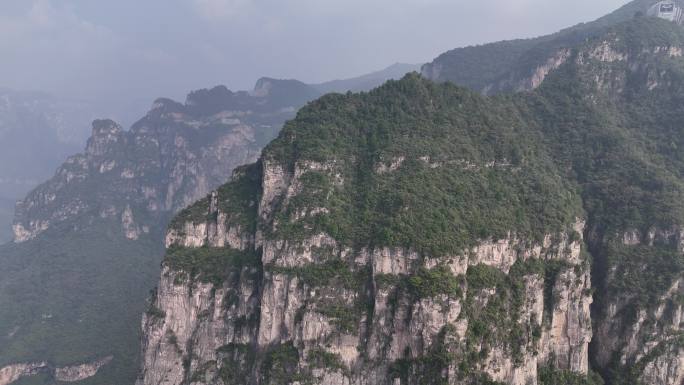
86;119;123;157
252;77;314;97
91;119;122;137
185;85;234;107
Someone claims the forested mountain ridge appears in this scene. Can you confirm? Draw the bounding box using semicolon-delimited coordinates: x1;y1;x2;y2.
139;16;684;385
421;0;680;94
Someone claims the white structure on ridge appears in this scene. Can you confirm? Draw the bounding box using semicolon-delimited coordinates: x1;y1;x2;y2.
647;1;684;24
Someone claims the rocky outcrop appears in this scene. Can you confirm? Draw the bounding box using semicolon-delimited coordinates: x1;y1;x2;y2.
0;363;47;385
482;48;572;94
54;356;114;382
0;357;112;385
12;113;259;242
592;228;684;385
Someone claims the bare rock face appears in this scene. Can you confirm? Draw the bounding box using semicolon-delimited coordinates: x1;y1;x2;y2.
480;48;572;95
641;344;684;385
12;114;259;242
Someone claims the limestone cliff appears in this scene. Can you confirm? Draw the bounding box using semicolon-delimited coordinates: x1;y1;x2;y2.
137;66;597;383
139;161;592;385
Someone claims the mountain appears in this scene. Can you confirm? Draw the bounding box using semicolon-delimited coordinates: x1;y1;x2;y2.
0;65;417;385
0;88;147;243
313;63;422;94
421;0;672;94
137;15;684;385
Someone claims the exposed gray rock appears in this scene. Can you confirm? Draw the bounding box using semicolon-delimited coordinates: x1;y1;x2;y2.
0;357;112;385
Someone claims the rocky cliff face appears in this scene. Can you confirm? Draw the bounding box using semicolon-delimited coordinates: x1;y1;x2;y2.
589;226;684;385
139;161;592;385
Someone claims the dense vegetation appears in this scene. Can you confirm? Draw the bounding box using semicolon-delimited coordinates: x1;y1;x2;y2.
538;366;605;385
264;73;583;257
421;0;657;92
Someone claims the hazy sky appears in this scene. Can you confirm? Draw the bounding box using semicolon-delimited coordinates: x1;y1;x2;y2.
0;0;629;104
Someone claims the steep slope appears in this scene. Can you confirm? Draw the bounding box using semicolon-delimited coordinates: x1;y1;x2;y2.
528;19;684;385
421;0;668;94
138;17;684;385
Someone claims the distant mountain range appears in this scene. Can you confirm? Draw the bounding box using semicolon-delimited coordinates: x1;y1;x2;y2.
0;63;420;244
0;89;150;243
